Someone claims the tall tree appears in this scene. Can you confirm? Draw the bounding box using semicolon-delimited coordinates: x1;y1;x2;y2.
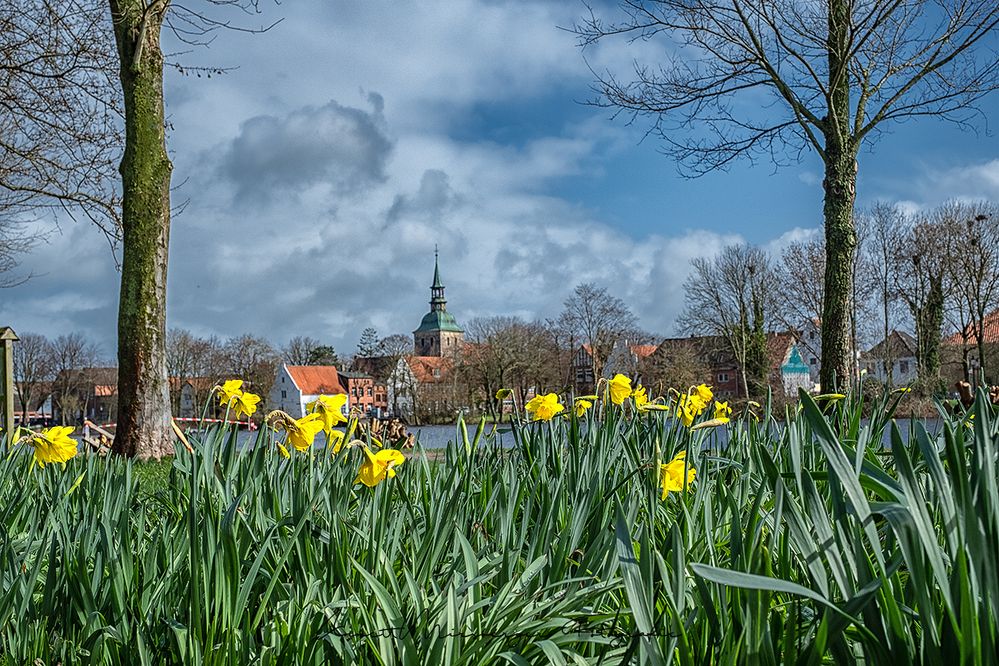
12;333;54;421
49;332;101;425
356;327;380;357
223;334;278;406
558;282;638;380
862;202;908;385
107;0;272;458
576;0;999;390
282;335;322;365
944;201;999;382
897;216;950;385
777;236;825;363
679;244;778;398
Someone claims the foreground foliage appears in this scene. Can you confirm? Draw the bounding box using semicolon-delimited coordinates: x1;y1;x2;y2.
1;389;997;663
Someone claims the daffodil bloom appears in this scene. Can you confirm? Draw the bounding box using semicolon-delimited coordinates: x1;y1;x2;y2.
217;379;244;407
328;429;346;454
713;401;731;420
632;385;650;410
276;442;291;459
307;393;348;432
279;413;326;451
29;426;78;468
495;388;513;400
677;398;697;427
676;393;707;427
660;451;696;499
230;390;261;419
815;393;846;401
355;447;406;487
608;374;632;405
893;387;912;394
526;393;565;421
574;398;593;417
694;384;713;405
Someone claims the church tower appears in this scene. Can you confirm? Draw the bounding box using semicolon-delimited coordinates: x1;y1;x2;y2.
413;250;464;356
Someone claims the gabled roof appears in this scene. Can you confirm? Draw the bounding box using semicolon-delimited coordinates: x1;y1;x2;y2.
630;344;657;358
944;310;999;346
866;330;917;357
285;365;345;395
406;356;453;383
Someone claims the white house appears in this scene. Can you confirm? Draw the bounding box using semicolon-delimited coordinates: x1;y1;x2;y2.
862;331;918;385
270;365;347;418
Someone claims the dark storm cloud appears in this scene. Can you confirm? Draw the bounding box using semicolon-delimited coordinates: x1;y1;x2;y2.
386;169;458;223
219;97;392;201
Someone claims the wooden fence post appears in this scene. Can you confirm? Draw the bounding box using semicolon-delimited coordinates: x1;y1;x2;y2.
0;327;17;438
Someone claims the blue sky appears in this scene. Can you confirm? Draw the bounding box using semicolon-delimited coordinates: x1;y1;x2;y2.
2;0;998;358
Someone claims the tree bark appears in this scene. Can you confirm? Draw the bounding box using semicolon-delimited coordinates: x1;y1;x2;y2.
819;0;857;393
109;0;174;459
819;145;858;392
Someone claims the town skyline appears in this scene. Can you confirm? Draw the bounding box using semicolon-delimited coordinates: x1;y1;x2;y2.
1;1;997;357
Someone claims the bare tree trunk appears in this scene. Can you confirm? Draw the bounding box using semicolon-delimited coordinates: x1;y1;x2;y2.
109;0;173;459
820;145;858;392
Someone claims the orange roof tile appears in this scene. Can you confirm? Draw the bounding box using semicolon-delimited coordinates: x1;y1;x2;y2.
285;365;345;395
630;344;657;358
406;356;453;383
944;309;999;346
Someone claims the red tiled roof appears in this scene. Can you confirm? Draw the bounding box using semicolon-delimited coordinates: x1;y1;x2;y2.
767;331;796;370
630;344;657;358
944;310;999;345
406;356;453;383
285;365;345;395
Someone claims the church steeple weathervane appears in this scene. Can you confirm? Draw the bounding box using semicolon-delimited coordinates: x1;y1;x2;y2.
430;245;446;312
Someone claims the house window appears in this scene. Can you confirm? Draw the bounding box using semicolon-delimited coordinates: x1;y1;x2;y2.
809;357;817;365
366;387;372;396
281;390;287;399
809;331;815;340
899;360;909;374
433;369;441;378
718;373;729;383
281;376;285;383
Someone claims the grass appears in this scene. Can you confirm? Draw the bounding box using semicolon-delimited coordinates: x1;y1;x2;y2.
1;388;997;663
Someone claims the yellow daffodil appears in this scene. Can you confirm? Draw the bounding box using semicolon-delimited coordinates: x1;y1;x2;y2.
230;390;261;419
278;413;326;452
815;393;846;401
217;379;244;406
694;384;713;404
713;401;731;421
526;393;565;421
632;385;650;410
676;393;708;427
328;429;346;454
495;388;513;400
276;442;291;459
893;387;912;394
608;374;632;405
574;398;593;417
355;447;406;487
677;399;697;427
307;393;348;432
660;451;696;499
29;426;78;468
